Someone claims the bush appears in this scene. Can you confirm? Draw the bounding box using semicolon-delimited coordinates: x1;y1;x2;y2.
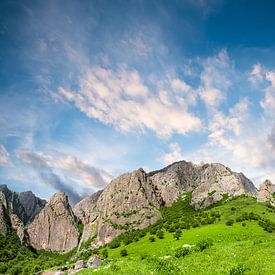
140;253;148;260
226;219;234;226
196;238;213;251
173;230;182;240
242;222;246;227
149;236;156;242
229;264;247;275
109;239;121;249
120;249;128;257
174;247;190;258
101;249;108;258
156;230;164;239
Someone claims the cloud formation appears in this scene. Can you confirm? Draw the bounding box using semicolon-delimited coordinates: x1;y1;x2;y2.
0;145;12;167
16;149;112;204
58;67;202;138
162;143;184;165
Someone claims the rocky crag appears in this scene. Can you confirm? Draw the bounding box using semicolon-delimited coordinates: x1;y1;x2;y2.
257;179;275;206
27;192;80;252
1;160;274;253
74;161;258;248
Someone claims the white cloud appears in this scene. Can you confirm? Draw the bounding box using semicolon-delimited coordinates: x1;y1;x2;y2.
162;143;184;165
198;49;232;110
58;67;202;138
16;149;112;189
249;63;265;85
0;145;12;167
261;71;275;115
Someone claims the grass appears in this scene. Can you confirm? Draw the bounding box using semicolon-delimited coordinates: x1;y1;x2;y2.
78;196;275;275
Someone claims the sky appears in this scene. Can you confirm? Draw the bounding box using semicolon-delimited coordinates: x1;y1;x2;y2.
1;0;275;203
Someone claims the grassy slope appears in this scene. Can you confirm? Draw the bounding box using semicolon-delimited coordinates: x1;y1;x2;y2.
79;197;275;275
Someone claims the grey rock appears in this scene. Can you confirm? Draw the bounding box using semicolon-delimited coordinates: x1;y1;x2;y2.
74;260;87;270
257;180;275;206
191;163;257;208
0;184;46;225
27;192;80;252
18;191;46;223
10;213;29;244
87;256;103;268
73;190;102;245
0;192;10;235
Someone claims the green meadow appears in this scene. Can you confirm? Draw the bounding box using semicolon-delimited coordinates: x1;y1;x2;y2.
79;196;275;275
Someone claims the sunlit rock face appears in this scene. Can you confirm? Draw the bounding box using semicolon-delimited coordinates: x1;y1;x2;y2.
27;192;80;252
257;179;275;206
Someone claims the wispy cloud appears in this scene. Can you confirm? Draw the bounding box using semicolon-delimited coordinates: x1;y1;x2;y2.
58;66;202;138
162;143;184;165
16;149;112;203
0;145;12;167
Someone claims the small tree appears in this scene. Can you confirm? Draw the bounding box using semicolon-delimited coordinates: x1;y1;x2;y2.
102;249;108;258
156;230;164;239
226;219;234;226
120;249;128;257
149;236;155;242
173;229;182;240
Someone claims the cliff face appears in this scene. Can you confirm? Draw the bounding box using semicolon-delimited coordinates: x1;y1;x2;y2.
93;168;162;246
73;190;103;245
148;161;256;208
0;185;46;225
257;180;275;206
1;160;260;252
0;192;10;236
27;192;80;252
191;163;257;208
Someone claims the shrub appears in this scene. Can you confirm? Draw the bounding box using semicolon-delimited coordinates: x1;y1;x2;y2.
173;230;182;240
149;236;156;242
101;249;108;258
156;230;164;239
226;219;234;226
242;222;246;227
109;239;120;249
140;253;149;260
229;264;247;275
174;247;190;258
231;207;236;211
120;249;128;257
196;238;213;251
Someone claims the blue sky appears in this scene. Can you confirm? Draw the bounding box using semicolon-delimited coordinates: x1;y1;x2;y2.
1;0;275;203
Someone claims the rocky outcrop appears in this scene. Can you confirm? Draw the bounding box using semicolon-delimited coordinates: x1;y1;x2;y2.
257;180;275;206
27;192;80;252
148;161;203;206
10;214;29;244
74;169;163;247
149;161;256;208
18;191;46;223
0;192;10;235
94;168;162;246
191;163;257;208
0;185;46;225
73;190;102;245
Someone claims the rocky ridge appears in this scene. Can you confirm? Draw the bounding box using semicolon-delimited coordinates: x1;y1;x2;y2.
257;179;275;206
1;160;274;253
27;192;80;252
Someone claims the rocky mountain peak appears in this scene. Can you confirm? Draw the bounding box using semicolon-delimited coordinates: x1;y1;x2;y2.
27;192;80;252
257;179;275;206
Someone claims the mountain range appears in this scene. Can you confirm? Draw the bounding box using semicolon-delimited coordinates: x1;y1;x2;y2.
0;160;274;253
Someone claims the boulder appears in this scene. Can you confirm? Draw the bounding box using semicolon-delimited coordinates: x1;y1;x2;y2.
87;256;103;268
74;260;87;270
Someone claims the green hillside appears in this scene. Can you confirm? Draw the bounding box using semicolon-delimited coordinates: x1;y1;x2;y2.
79;195;275;275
